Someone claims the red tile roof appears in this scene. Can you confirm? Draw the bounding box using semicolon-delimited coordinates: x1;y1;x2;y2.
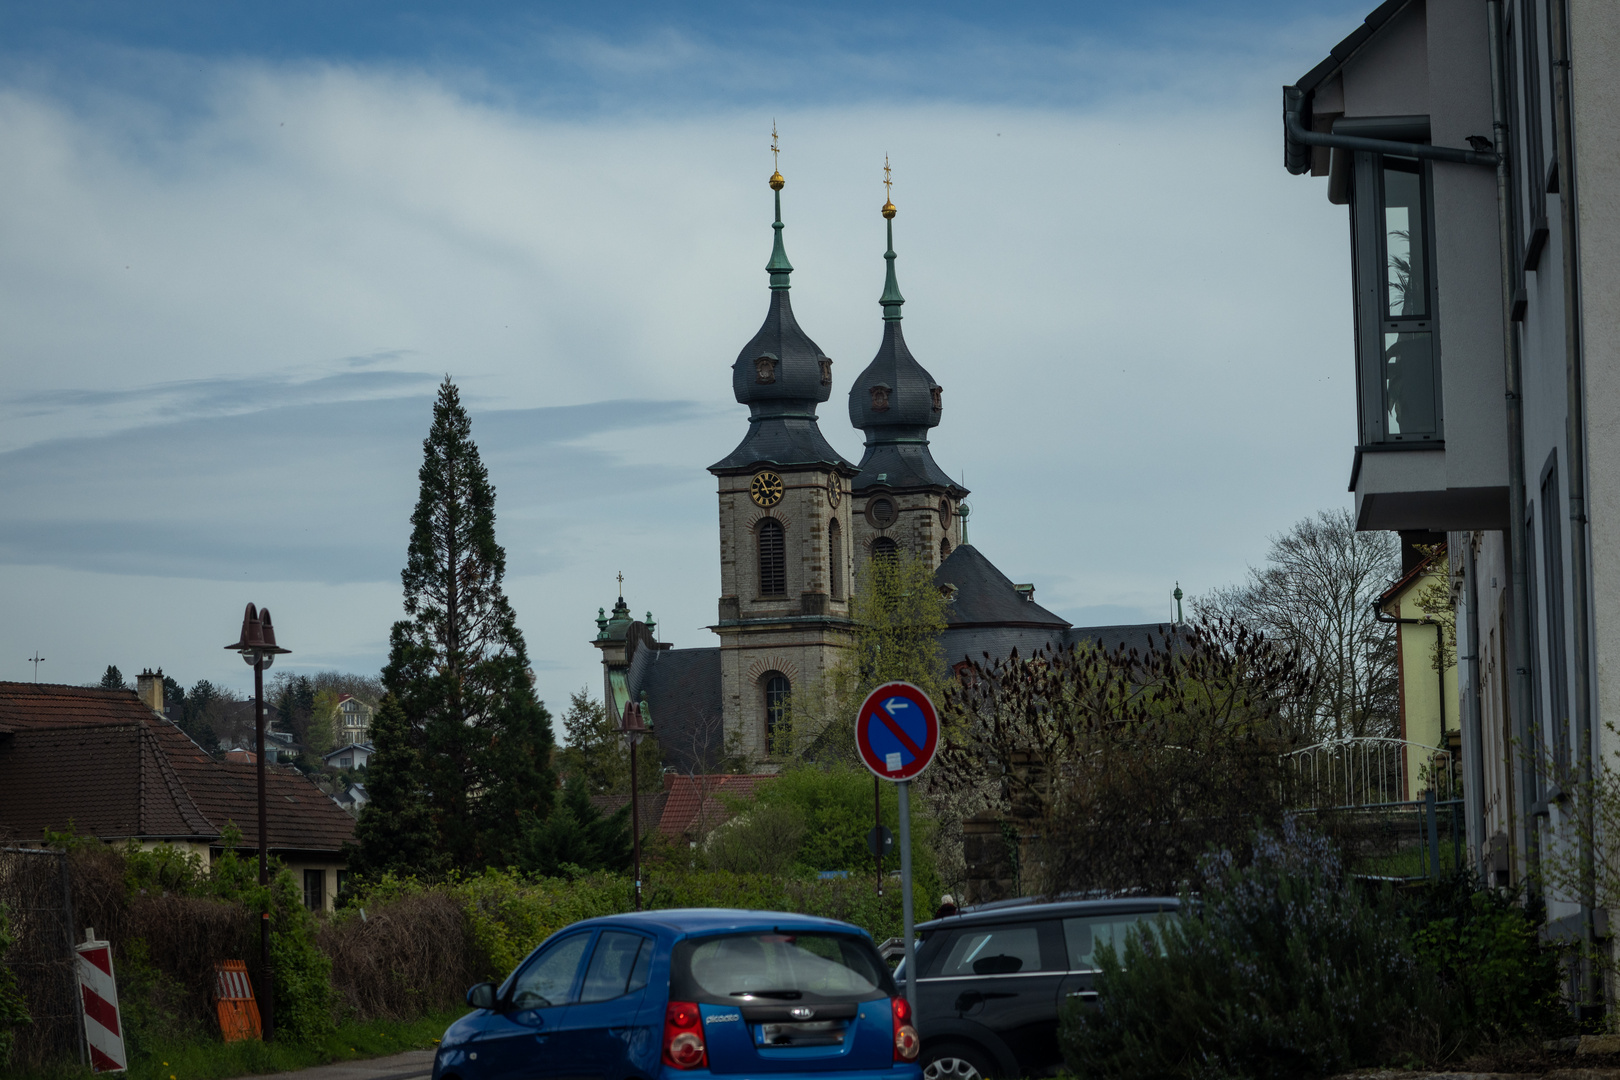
0;682;354;856
656;774;775;838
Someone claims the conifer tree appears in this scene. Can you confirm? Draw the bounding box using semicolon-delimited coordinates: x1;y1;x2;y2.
98;665;127;691
347;694;439;877
380;377;558;870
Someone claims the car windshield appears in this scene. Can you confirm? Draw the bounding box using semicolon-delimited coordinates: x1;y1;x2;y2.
673;932;892;1004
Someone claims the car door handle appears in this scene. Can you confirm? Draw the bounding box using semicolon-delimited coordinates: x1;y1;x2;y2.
1066;991;1099;1000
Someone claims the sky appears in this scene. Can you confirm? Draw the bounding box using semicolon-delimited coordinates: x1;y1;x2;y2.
0;0;1370;717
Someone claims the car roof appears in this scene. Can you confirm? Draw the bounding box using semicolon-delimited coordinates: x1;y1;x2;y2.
565;908;873;938
918;896;1179;932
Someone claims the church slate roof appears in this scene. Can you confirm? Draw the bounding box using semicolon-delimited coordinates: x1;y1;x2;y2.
625;645;724;773
935;544;1071;629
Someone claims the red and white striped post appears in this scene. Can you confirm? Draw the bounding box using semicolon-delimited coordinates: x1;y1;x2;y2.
76;931;127;1072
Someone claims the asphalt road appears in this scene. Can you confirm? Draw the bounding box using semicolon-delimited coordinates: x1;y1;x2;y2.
264;1049;435;1080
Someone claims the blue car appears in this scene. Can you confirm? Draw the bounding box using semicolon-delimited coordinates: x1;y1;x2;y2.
433;908;923;1080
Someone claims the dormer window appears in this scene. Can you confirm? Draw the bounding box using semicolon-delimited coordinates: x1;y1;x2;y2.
755;356;778;384
819;358;833;386
870;384;891;412
930;386;942;411
1351;152;1441;443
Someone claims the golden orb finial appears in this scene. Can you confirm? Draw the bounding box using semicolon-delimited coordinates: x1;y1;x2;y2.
882;154;896;217
769;121;785;190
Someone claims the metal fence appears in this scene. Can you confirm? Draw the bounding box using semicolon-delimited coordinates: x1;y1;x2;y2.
0;847;84;1066
1287;736;1460;809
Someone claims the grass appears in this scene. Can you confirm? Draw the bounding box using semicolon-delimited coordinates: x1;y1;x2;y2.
9;1010;467;1080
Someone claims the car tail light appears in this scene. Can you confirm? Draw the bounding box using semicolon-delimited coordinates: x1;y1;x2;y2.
663;1001;707;1070
892;996;919;1061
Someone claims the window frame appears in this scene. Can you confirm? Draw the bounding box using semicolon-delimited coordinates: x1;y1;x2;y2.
764;673;790;751
828;519;844;601
1350;149;1444;445
1540;454;1570;776
757;517;787;598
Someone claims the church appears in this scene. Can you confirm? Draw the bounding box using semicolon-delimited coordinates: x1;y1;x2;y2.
591;159;1168;771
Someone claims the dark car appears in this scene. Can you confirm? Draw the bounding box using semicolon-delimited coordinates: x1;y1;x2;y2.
896;898;1179;1080
433;908;923;1080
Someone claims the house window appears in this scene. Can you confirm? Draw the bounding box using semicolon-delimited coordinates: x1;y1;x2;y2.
757;519;786;597
872;536;898;561
303;869;325;911
338;755;352;769
764;673;790;752
1351;152;1441;444
336;870;351;899
828;519;843;600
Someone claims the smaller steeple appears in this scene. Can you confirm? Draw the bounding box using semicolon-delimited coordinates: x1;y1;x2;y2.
880;155;904;321
767;122;792;291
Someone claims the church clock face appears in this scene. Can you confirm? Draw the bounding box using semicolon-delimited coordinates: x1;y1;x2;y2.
750;471;785;508
828;476;841;508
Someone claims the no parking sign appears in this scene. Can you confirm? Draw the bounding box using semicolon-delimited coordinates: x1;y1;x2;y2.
855;682;940;781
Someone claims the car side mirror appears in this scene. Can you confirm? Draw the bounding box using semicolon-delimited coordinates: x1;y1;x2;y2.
466;982;498;1011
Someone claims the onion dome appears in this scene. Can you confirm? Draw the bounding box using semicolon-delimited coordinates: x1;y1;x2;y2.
711;165;853;473
847;195;964;495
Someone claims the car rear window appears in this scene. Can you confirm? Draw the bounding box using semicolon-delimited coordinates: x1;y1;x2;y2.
672;932;893;1004
1063;913;1176;971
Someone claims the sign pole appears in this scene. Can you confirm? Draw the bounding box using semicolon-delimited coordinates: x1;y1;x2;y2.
897;778;917;1022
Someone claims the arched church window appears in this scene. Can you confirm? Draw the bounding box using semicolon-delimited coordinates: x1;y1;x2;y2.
764;673;790;753
829;520;844;600
758;518;786;597
940;537;952;560
872;536;898;562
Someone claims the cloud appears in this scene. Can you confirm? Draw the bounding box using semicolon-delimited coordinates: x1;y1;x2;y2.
0;33;1360;710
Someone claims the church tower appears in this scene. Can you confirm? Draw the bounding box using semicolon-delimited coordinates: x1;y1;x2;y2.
708;145;858;760
848;169;968;568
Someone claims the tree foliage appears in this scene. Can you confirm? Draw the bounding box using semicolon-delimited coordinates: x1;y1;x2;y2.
98;665;127;692
374;377;557;872
1196;508;1399;741
790;551;949;762
557;689;663;794
0;901;29;1065
347;695;438;878
521;775;631;877
939;620;1315;896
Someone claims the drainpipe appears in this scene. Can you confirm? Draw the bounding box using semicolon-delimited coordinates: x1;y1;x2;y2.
1284;87;1501;169
1464;536;1489;879
1486;0;1541;902
1547;0;1598;1014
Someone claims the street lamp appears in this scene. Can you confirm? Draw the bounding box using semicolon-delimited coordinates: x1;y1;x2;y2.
618;700;650;912
225;602;289;1041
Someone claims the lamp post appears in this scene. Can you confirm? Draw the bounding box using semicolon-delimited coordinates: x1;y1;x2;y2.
618;701;650;911
225;603;289;1040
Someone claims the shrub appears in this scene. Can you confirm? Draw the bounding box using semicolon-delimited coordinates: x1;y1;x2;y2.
0;901;32;1065
1060;821;1429;1080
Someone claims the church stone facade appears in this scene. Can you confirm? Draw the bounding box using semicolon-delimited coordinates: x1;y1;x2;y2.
592;169;1167;771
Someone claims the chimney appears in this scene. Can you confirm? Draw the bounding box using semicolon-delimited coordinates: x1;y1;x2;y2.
136;668;165;717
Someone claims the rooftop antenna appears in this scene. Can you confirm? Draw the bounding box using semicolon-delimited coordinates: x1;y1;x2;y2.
27;651;44;681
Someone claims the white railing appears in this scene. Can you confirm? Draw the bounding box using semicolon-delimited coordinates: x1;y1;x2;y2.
1285;736;1457;809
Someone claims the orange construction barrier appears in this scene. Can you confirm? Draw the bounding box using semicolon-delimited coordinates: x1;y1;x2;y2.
214;961;262;1042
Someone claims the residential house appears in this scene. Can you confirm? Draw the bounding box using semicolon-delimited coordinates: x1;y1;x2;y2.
1281;0;1620;980
1378;545;1463;798
322;742;374;771
335;695;374;745
0;676;355;910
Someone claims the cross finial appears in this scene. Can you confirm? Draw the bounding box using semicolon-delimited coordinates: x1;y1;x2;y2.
616;571;624;598
27;651;44;681
771;121;779;170
883;155;892;201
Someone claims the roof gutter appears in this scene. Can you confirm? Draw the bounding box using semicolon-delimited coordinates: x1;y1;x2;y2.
1284;86;1500;174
